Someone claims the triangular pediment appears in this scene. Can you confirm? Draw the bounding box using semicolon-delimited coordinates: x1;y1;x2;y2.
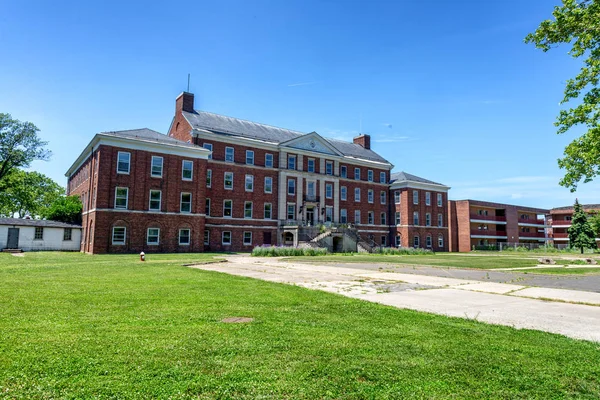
279;132;342;156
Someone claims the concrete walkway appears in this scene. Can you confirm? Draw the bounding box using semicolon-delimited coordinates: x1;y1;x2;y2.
190;255;600;342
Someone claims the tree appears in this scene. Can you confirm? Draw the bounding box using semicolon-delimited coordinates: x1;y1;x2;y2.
525;0;600;192
0;113;51;189
43;196;83;224
0;169;64;218
589;210;600;237
567;200;597;253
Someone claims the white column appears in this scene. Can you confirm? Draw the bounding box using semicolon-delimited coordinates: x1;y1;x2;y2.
334;160;340;176
319;158;325;174
297;155;303;172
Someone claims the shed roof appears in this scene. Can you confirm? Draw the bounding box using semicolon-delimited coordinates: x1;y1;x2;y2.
0;218;82;228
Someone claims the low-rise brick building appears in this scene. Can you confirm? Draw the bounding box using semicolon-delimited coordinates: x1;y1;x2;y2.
549;204;600;248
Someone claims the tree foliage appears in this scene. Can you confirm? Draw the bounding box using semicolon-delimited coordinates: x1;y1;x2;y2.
0;169;64;218
0;113;50;189
589;210;600;237
525;0;600;191
43;195;83;224
567;199;597;253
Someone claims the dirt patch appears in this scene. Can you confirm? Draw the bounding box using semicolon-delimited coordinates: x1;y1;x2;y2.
221;317;254;323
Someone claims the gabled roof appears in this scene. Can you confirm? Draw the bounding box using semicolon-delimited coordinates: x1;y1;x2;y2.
182;110;391;164
390;171;444;186
100;128;197;148
389;171;450;190
0;218;81;228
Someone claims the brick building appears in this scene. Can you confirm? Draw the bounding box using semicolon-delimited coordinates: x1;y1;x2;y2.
448;199;549;252
549;204;600;248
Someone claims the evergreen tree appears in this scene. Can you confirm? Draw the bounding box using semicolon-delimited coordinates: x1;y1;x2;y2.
567;200;597;254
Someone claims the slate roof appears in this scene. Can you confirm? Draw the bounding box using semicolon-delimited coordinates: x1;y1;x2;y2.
551;204;600;212
0;218;81;228
182;110;390;164
100;128;196;148
390;171;445;186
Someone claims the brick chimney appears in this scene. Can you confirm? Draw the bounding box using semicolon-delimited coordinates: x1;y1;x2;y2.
353;134;371;149
176;92;195;113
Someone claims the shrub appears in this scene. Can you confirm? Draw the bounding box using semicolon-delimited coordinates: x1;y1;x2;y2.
251;246;328;257
372;247;433;255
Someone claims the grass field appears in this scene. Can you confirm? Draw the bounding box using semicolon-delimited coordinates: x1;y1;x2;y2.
1;252;600;399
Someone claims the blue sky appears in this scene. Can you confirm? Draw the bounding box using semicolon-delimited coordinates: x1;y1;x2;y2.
1;0;598;209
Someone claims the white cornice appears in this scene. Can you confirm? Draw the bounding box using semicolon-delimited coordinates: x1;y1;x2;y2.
390;181;451;192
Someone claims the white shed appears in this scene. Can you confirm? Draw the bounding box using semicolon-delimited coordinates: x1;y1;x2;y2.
0;218;82;252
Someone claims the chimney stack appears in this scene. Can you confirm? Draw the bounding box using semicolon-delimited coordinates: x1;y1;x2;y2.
176;92;195;113
353;134;371;150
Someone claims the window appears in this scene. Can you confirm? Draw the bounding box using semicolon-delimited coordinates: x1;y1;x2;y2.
117;152;130;174
225;147;234;162
354;168;360;180
340;209;347;223
224;172;233;190
114;187;128;209
437;193;443;207
438;235;444;248
326;161;333;175
264;203;272;219
306;181;316;198
223;200;232;217
326;207;333;222
112;227;126;245
354;210;361;224
355;188;361;202
246;150;254;165
438;213;443;227
243;231;252;246
179;229;191;245
368;211;374;225
395;212;401;225
288;155;296;170
565;216;572;221
245;175;254;192
34;227;43;240
340;165;347;178
326;184;333;199
425;192;431;206
149;190;161;211
222;231;232;245
425;213;431;226
203;143;213;159
151;156;163;178
368;189;374;203
63;228;72;241
381;236;387;246
288;179;295;195
307;158;315;173
287;204;296;220
264;177;273;193
368;170;373;182
426;235;432;248
381;212;386;225
147;228;160;245
204;229;210;245
206;169;212;187
380;191;386;204
182;160;193;180
265;153;273;168
395;236;401;247
244;201;253;219
394;191;401;204
413;190;419;205
180;192;192;213
380;172;386;183
413;211;419;225
413;235;420;247
205;198;211;216
341;186;347;201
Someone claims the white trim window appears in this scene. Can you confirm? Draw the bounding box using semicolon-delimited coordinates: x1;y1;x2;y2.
287;204;296;220
340;165;347;178
246;150;254;165
354;210;361;224
288;154;296;170
340;186;347;201
426;213;431;226
34;227;43;240
326;161;333;175
117;152;130;174
63;228;72;241
438;213;443;227
380;212;386;225
326;183;333;199
380;172;386;183
225;147;234;163
394;191;401;204
222;231;232;245
380;191;386;204
224;172;233;190
325;206;333;222
245;175;254;192
203;143;213;159
114;187;128;209
244;201;253;219
381;236;387;246
182;160;193;181
425;192;431;206
413;190;419;205
180;192;192;213
206;169;212;188
147;228;160;245
354;167;360;180
340;209;347;223
264;203;272;219
204;229;210;245
307;158;315;173
426;235;432;248
368;211;374;225
368;170;373;182
205;198;211;216
151;156;163;178
368;189;374;203
264;177;273;194
355;188;361;202
395;212;401;225
395;236;401;247
413;235;420;248
437;193;443;207
179;229;191;245
287;179;296;195
149;190;161;211
265;153;273;168
438;235;444;248
243;231;252;246
413;211;419;226
223;200;233;218
112;227;126;245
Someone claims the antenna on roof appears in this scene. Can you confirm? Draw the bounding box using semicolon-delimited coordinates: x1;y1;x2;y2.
187;73;190;92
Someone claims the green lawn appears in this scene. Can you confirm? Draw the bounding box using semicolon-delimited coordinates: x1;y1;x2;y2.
1;252;599;399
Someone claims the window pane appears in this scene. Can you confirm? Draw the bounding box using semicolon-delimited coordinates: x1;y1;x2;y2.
182;160;193;180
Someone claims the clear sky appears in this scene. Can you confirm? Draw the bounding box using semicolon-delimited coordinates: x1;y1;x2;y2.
1;0;598;209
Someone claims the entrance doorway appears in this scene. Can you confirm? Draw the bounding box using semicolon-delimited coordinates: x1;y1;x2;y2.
306;207;315;226
7;228;19;249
